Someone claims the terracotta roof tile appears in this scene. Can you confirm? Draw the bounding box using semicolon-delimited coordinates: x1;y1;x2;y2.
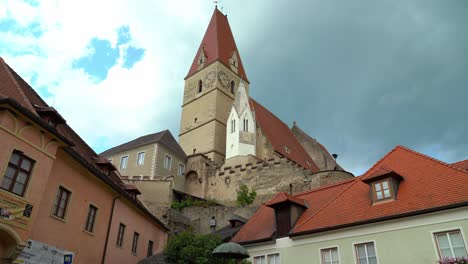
249;98;320;172
185;8;248;82
266;192;307;208
0;57;36;113
451;159;468;171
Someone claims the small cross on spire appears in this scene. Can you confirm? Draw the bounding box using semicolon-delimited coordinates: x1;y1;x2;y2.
214;0;218;8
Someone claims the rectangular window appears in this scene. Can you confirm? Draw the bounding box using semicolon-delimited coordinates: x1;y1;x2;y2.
267;253;280;264
253;256;266;264
243;119;249;132
178;163;185;176
84;204;97;233
373;179;392;201
147;240;154;257
132;232;139;254
116;223;126;247
121;156;128;169
231;119;236;133
164;155;172;170
435;230;467;258
52;186;71;219
355;242;377;264
321;247;339;264
137;152;145;165
1;150;35;196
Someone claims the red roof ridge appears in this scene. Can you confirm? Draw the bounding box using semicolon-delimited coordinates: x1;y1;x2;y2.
0;57;36;113
292;177;360;232
451;159;468;166
294;177;357;197
395;145;468;175
266;192;307;207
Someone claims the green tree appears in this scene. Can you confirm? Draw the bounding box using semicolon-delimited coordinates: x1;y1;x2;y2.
236;184;257;207
163;230;251;264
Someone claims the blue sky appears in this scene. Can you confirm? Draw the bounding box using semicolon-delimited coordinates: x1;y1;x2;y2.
1;0;467;175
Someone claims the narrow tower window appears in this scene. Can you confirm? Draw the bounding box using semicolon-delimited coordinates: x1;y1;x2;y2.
230;81;235;94
231;119;236;133
198;80;203;93
243;119;248;132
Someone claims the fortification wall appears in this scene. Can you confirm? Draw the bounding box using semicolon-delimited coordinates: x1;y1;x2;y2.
200;157;354;206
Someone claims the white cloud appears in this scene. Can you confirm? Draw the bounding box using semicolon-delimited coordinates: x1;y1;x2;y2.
1;0;215;152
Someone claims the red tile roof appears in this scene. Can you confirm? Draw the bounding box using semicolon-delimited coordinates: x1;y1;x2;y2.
232;146;468;244
249;98;320;172
0;58;36;113
266;192;307;208
451;159;468;171
185;8;248;82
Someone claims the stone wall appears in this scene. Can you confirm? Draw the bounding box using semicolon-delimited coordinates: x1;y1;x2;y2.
184;154;354;206
181;205;257;235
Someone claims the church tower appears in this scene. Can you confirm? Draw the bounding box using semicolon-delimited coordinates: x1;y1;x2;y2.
179;8;249;163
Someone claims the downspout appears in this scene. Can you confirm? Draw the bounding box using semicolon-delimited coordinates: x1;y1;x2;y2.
101;195;120;264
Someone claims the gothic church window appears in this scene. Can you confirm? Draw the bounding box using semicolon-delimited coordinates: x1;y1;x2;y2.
230;81;235;94
198;80;203;93
231;119;236;133
243;119;248;132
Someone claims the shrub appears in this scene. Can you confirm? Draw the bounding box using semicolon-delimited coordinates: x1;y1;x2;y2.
236;184;257;207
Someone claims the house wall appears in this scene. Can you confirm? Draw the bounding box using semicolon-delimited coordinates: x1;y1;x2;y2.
155;144;186;191
104;144;156;178
245;207;468;264
0;107;168;263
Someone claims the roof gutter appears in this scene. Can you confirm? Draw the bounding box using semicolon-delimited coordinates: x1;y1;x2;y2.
289;201;468;238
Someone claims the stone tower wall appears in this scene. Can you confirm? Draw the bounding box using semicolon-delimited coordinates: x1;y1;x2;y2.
179;62;250;163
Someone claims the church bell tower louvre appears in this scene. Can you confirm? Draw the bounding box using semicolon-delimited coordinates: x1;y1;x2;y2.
179;7;249;163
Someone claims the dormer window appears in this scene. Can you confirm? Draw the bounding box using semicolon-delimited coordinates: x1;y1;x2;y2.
373;179;392;201
363;167;404;204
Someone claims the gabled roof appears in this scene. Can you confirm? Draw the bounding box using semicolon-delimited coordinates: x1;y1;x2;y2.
451;159;468;171
232;146;468;244
0;57;168;231
100;130;187;160
266;192;307;208
249;98;320;172
185;8;248;82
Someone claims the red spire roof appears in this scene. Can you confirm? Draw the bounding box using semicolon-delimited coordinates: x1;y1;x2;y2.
185;8;248;82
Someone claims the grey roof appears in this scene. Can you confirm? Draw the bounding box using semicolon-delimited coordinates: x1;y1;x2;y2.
100;130;187;159
138;253;168;264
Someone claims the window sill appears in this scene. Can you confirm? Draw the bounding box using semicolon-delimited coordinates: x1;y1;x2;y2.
132;252;138;256
50;214;67;223
83;229;95;236
115;245;123;249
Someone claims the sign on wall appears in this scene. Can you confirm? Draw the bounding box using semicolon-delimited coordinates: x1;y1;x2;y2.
13;240;74;264
0;189;33;230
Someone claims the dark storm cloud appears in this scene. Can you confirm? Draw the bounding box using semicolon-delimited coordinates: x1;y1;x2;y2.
223;0;468;174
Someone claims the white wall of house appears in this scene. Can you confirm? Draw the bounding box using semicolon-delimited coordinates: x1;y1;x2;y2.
244;207;468;264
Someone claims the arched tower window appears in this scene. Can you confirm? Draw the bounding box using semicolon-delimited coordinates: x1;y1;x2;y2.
231;119;236;133
198;80;203;93
230;81;235;94
243;118;248;132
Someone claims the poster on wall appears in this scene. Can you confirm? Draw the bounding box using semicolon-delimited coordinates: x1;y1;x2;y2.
13;240;74;264
0;189;33;230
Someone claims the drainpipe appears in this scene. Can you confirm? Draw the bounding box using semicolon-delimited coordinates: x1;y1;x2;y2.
101;196;120;264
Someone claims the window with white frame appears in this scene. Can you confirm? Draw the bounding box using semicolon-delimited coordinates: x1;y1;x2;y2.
137;152;145;166
355;242;377;264
434;230;467;258
178;163;185;176
120;156;128;169
164;155;172;170
321;247;339;264
253;256;266;264
267;253;280;264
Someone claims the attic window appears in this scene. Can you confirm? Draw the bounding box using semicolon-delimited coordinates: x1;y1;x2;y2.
363;168;403;203
284;146;290;153
373;179;392;201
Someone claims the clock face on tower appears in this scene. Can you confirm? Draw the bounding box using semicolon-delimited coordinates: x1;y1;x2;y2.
217;71;230;89
204;71;217;88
